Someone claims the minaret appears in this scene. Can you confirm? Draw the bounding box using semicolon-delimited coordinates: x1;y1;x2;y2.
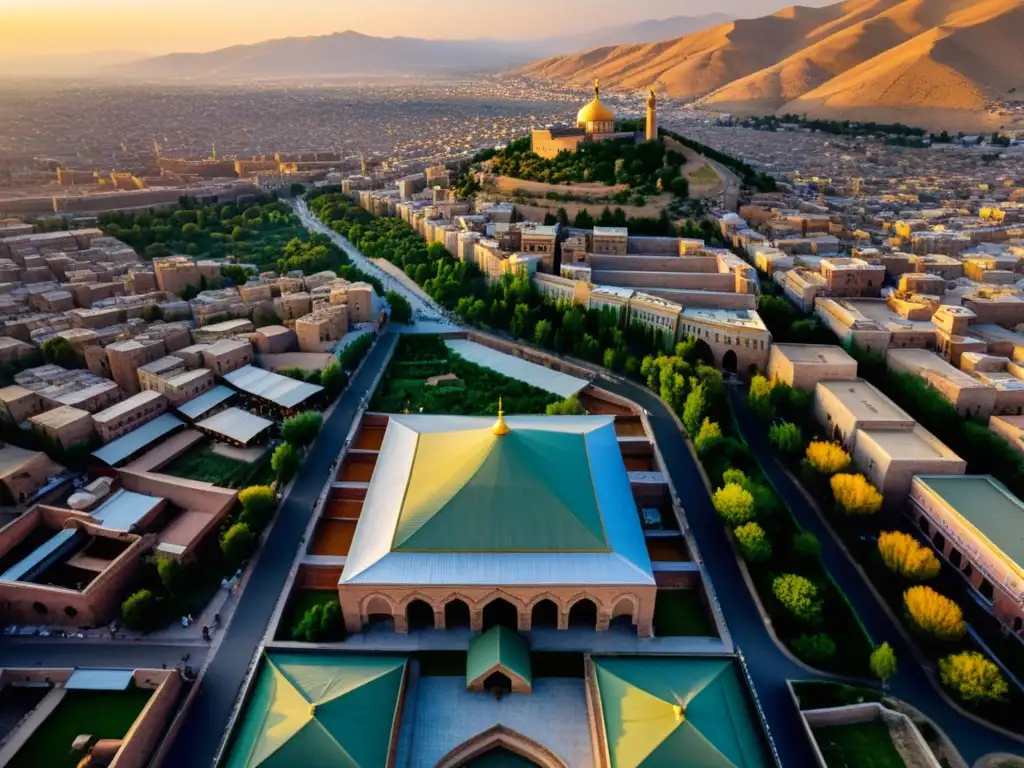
646;87;658;141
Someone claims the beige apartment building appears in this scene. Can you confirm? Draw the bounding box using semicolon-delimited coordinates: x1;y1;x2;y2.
152;256;201;295
252;325;297;355
201;339;253;375
518;225;558;273
813;379;916;447
887;348;997;418
137;356;187;392
819;258;885;298
0;386;46;425
274;292;313;322
0;444;63;505
989;414;1024;455
768;344;858;391
106;338;167;395
591;227;628;255
92;391;168;443
678;308;771;374
853;426;966;502
29;406;94;449
296;306;350;353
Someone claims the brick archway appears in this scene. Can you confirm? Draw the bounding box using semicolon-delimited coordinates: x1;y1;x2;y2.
435;725;568;768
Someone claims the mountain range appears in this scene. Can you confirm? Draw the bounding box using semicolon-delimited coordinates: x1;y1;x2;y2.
518;0;1024;131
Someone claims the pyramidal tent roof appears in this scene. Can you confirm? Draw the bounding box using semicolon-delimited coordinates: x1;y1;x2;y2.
591;657;768;768
466;626;532;689
341;414;654;587
226;652;406;768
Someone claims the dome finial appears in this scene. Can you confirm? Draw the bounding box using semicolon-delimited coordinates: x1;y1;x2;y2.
493;397;511;436
594;78;600;99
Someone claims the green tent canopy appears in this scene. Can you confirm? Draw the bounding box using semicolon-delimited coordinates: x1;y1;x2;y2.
591;657;769;768
467;626;532;691
227;652;406;768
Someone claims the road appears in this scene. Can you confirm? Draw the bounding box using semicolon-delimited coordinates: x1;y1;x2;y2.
725;387;1024;762
159;332;399;767
0;638;206;670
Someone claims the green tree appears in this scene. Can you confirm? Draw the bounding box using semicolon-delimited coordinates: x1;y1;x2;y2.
289;182;307;197
534;319;553;348
748;375;775;421
768;421;802;456
271;442;302;485
239;485;277;531
792;531;822;561
546;396;586;415
386;291;413;324
694;418;723;457
156;555;183;596
734;522;772;563
870;643;898;684
281;411;323;448
791;633;836;664
939;651;1009;704
40;336;78;368
682;381;707;435
320;362;347;398
221;522;256;568
573;209;595;229
772;574;823;623
121;589;159;631
713;483;756;527
253;307;282;328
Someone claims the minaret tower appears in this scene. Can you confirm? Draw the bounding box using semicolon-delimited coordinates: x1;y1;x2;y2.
646;87;658;141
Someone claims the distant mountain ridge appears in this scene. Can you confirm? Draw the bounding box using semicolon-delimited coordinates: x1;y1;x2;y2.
517;0;1024;131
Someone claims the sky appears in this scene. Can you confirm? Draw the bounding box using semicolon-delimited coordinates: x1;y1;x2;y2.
0;0;831;56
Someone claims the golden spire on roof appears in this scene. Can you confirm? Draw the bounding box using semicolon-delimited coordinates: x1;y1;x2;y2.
673;704;685;722
493;397;511;436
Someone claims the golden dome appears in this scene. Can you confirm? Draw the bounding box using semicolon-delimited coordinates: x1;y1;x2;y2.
577;79;615;126
492;397;511;436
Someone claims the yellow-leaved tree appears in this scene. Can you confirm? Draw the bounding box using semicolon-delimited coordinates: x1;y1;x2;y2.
904;586;966;641
805;441;851;476
830;473;883;515
712;483;756;528
878;531;940;581
939;651;1009;704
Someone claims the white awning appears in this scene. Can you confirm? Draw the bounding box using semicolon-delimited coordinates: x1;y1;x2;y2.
444;340;589;398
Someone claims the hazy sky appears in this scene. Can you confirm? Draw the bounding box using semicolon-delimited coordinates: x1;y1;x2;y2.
1;0;831;56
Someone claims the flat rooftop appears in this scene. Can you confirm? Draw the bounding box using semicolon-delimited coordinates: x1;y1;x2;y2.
93;390;164;424
859;424;963;463
681;307;768;332
29;405;90;429
915;475;1024;570
817;379;913;425
773;343;857;366
887;347;992;389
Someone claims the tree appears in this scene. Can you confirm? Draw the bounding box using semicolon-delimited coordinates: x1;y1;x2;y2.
805;441;851;476
713;483;756;527
281;411;323;448
292;600;343;642
534;319;553;348
904;586;966;641
792;531;822;561
792;633;836;663
156;555;183;596
830;473;883;515
121;589;159;631
748;375;775;421
870;643;898;684
40;336;77;368
320;362;347;398
546;396;586;415
939;651;1009;704
878;531;940;581
694;419;723;457
769;421;803;457
289;182;306;197
272;442;302;485
772;574;823;623
682;381;707;435
386;291;413;324
573;209;594;229
253;307;282;328
239;485;277;531
735;522;772;563
221;522;256;568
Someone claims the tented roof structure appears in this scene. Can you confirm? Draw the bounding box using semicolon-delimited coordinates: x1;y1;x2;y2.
590;657;769;768
342;414;653;587
467;626;532;692
227;652;406;768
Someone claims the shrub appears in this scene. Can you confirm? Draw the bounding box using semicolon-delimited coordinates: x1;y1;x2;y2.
713;483;756;527
239;485;277;531
791;633;837;663
805;441;851;476
546;395;586;415
694;419;722;457
320;362;347;398
748;375;775;421
386;291;413;324
281;411;323;448
722;468;748;486
156;555;183;596
831;473;883;515
878;531;940;581
769;421;803;456
939;651;1009;704
792;531;822;561
682;382;707;435
870;642;898;683
772;574;823;623
121;589;159;631
735;522;772;563
221;522;256;568
272;442;301;485
904;586;965;640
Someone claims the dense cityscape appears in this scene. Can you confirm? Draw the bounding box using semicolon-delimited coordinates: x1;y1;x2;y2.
1;2;1024;767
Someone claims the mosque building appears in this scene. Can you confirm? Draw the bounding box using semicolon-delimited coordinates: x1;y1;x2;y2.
530;80;659;160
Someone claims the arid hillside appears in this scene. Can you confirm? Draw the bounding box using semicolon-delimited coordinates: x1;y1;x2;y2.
517;0;1024;131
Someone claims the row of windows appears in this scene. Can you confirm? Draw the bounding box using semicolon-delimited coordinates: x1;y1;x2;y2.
680;322;767;351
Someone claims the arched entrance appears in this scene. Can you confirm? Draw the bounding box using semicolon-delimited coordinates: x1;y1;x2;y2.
467;747;541;767
609;597;635;630
483;598;518;631
483;671;513;695
722;349;738;374
693;339;714;366
406;599;435;630
531;600;558;629
445;599;471;629
568;599;597;629
365;596;393;630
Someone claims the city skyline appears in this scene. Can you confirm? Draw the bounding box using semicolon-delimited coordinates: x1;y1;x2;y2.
2;0;834;56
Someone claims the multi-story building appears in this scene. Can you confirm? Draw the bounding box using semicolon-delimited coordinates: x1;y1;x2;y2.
296;306;350;353
678;308;771;373
152;256;201;295
201;339;254;376
92;390;168;443
29;405;94;449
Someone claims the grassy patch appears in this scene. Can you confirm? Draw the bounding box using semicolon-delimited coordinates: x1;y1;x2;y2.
792;681;882;711
687;164;721;186
162;445;269;489
653;589;716;637
813;721;904;768
277;589;341;641
8;688;152;768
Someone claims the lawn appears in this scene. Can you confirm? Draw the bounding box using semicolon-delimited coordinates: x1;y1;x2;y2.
813;721;904;768
162;445;272;489
687;164;721;187
653;589;716;637
8;688;152;768
792;681;882;711
277;589;341;641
